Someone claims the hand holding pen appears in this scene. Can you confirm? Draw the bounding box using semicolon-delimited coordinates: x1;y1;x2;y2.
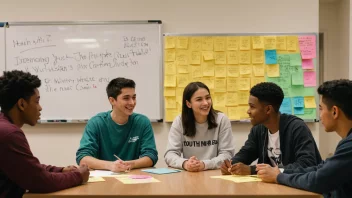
111;154;132;173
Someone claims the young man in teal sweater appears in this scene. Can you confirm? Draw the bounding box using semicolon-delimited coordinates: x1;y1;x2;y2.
76;77;158;172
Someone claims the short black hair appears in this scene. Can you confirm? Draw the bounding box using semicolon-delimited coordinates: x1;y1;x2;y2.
106;77;135;99
0;70;41;112
250;82;284;112
317;79;352;120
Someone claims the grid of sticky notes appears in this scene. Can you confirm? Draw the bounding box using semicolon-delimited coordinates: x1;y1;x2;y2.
164;35;317;122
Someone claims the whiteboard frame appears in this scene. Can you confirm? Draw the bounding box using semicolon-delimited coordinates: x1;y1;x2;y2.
4;20;163;123
163;32;319;123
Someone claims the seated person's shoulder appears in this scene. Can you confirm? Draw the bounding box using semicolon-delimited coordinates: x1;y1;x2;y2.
0;121;24;144
131;113;151;124
88;111;110;124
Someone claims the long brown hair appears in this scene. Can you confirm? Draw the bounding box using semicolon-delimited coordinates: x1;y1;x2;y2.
182;82;218;137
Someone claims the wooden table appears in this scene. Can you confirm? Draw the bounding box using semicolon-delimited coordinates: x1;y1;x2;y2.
24;169;322;198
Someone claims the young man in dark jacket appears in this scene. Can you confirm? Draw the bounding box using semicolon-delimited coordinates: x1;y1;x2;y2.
0;70;89;198
221;82;322;175
257;79;352;198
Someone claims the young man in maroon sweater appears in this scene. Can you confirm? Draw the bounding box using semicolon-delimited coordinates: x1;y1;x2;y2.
0;70;89;198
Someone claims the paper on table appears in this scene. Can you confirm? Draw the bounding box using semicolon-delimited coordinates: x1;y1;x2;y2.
211;175;262;183
88;177;105;183
142;168;181;174
115;175;160;184
89;170;121;177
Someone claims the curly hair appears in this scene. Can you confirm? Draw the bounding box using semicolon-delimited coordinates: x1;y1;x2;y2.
318;79;352;120
250;82;284;112
106;77;135;99
0;70;41;112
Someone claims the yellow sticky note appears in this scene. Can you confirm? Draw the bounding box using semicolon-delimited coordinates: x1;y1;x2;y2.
240;65;252;76
266;64;280;77
177;65;189;74
238;78;251;91
253;65;265;77
252;36;264;49
251;77;265;87
238;91;250;105
240;36;251;50
176;87;184;105
164;75;176;87
202;77;215;89
165;49;175;62
214;93;226;106
304;96;317;108
227;107;240;120
202;61;215;76
176;37;188;49
226;92;238;106
227;78;239;91
214;106;227;115
191;66;202;78
190;37;202;51
227;65;240;77
276;36;286;50
165;97;177;108
252;50;264;64
227;51;239;64
239;51;251;64
202;37;213;51
227;36;239;50
176;50;188;65
203;51;214;61
88;177;105;183
164;87;176;96
214;37;226;51
165;37;176;49
264;36;277;49
165;62;176;75
238;105;249;119
191;51;201;65
214;78;227;92
215;65;226;77
177;74;189;88
165;109;179;122
287;36;298;51
214;52;226;65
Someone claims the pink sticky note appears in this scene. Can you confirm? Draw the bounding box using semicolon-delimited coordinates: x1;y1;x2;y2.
129;175;152;179
304;71;316;87
298;36;316;59
302;59;314;69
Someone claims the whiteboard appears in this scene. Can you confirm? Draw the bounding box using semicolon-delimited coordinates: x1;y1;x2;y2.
4;22;162;120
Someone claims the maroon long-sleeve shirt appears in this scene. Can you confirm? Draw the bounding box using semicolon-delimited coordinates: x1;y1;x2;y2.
0;113;83;198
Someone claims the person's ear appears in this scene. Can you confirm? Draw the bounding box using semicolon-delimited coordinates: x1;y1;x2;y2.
17;98;26;111
332;106;339;119
186;100;192;108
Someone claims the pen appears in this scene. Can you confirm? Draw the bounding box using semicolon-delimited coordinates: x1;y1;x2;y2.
113;154;130;172
114;154;123;161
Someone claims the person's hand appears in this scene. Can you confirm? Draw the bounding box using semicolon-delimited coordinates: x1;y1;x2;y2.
183;156;204;172
220;159;232;175
123;161;135;172
229;162;251;175
110;160;131;172
62;165;77;172
78;164;90;183
256;164;280;183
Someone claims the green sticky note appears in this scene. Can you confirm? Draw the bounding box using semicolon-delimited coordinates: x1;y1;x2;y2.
289;85;315;97
297;108;316;120
289;54;302;66
266;76;291;89
292;71;304;85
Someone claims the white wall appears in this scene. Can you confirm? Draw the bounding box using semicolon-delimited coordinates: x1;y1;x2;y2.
319;0;350;157
0;0;320;167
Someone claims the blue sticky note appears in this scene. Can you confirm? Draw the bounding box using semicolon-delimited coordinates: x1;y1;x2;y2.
279;97;292;114
293;96;304;108
141;168;181;174
265;50;277;64
294;107;304;115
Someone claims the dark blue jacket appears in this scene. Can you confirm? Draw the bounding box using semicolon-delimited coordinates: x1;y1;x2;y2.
278;129;352;198
231;114;322;174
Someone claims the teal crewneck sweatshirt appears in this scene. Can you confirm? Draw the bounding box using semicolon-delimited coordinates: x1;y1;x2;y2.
76;111;158;166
